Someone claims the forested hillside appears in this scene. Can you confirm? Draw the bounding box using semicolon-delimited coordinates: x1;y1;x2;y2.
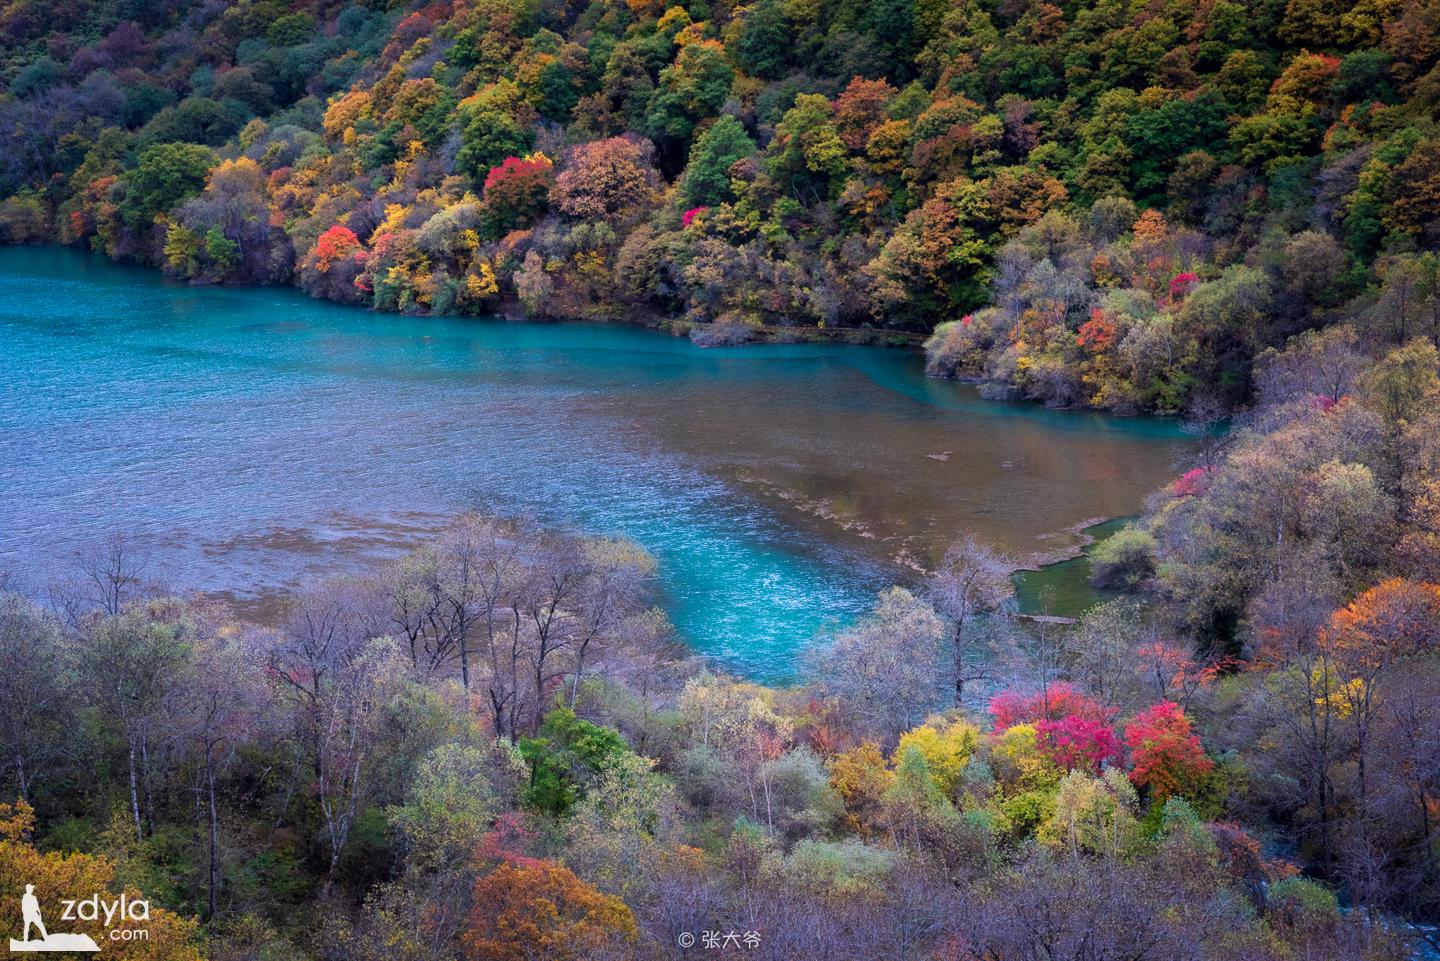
4;510;1437;961
1;0;1437;409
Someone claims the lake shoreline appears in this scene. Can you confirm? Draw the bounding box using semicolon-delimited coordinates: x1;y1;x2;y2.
1013;514;1123;572
196;507;1130;617
7;241;1177;419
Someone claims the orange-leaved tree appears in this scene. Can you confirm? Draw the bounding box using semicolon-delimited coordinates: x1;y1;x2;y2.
0;800;205;960
1319;578;1440;807
462;856;637;961
1322;579;1440;672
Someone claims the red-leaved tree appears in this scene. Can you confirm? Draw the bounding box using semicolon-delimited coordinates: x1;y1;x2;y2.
313;224;363;273
1035;715;1121;773
989;682;1114;732
482;155;554;233
1124;701;1213;800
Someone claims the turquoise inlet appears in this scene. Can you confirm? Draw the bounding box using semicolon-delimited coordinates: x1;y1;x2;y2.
0;247;1194;680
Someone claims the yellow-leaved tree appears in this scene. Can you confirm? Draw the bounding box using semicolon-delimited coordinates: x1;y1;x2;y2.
0;800;205;961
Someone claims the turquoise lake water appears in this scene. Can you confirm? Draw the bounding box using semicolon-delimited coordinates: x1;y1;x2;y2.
0;246;1195;679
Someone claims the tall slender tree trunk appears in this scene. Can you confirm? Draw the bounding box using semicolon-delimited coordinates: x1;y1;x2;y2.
207;760;220;920
128;735;143;842
13;753;27;807
140;722;156;836
762;771;774;832
953;622;966;706
570;643;589;708
490;691;507;745
322;849;341;899
1418;789;1437;890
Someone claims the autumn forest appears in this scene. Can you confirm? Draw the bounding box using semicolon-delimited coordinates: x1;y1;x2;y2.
2;0;1440;957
